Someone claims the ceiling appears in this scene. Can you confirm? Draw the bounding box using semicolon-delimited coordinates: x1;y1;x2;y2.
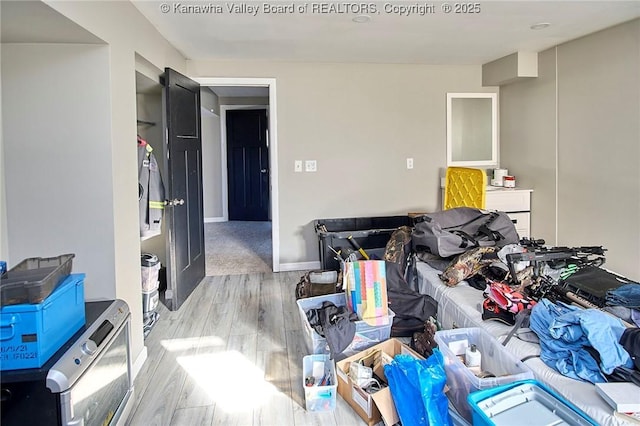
0;0;104;44
2;1;638;98
2;1;638;66
132;1;640;65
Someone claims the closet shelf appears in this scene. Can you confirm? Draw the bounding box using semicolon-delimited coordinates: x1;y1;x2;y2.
137;119;156;127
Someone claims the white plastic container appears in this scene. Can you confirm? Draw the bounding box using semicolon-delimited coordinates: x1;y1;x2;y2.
141;253;160;292
435;327;534;422
297;293;395;358
303;354;337;412
465;344;482;368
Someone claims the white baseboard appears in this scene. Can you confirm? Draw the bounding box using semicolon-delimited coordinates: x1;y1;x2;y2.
204;217;227;223
132;346;148;381
278;261;321;272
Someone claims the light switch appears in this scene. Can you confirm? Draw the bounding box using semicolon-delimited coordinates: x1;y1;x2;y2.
305;160;317;172
406;158;414;169
294;160;302;172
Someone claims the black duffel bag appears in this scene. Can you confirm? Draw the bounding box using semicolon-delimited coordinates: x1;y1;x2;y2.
384;226;438;337
412;207;519;258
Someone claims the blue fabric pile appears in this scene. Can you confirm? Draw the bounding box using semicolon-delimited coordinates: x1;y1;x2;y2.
530;298;633;383
606;283;640;309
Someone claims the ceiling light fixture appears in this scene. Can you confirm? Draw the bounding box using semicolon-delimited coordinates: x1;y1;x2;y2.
530;22;551;30
352;15;371;23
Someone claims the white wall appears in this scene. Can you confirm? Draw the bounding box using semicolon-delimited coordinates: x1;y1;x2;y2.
219;96;269;106
189;60;497;266
201;87;219;113
0;45;7;262
23;0;187;370
200;89;223;220
2;44;115;300
556;20;639;278
501;48;558;242
501;19;640;278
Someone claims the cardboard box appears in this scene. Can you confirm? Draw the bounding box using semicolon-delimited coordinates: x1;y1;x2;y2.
335;338;423;426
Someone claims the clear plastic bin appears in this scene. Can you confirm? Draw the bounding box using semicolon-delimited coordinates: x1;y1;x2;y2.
434;327;534;422
297;293;394;359
303;354;337;411
0;254;74;306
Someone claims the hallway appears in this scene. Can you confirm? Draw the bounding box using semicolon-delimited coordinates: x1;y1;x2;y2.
205;221;272;276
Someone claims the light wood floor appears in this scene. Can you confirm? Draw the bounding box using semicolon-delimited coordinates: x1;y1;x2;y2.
127;272;367;426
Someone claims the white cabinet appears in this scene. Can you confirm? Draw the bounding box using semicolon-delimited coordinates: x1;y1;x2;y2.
440;187;533;238
485;188;533;238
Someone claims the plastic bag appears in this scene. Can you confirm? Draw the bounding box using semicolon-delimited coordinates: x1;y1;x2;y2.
343;260;389;325
384;349;452;426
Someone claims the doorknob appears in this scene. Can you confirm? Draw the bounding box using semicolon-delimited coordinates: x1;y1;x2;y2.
260;169;268;174
165;198;185;206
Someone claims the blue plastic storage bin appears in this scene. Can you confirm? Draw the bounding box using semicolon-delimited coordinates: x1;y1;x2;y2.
468;380;597;426
0;273;85;370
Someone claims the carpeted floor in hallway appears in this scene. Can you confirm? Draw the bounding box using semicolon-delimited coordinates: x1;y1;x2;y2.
205;221;272;276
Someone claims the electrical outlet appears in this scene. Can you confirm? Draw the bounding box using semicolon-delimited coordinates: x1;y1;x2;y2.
294;160;302;172
406;158;414;169
305;160;317;172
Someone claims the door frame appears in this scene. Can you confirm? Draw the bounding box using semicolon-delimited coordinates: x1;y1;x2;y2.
220;105;269;222
194;77;280;272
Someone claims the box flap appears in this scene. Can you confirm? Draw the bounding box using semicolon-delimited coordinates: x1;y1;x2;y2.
371;387;399;426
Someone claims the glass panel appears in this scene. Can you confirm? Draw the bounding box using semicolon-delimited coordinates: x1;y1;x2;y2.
70;329;130;426
451;98;493;161
446;93;498;167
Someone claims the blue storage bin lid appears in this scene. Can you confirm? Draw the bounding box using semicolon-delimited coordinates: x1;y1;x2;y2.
468;380;598;426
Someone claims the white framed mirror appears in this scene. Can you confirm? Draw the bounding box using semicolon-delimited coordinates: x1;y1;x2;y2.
446;93;498;167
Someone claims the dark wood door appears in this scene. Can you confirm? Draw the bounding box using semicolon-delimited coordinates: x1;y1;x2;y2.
161;68;205;311
226;109;270;221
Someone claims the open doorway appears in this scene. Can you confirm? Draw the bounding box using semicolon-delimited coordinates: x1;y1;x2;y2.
196;78;280;275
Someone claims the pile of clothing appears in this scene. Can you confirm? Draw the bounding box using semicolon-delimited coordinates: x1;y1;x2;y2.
436;244;539;326
530;298;634;383
306;301;358;358
430;239;640;384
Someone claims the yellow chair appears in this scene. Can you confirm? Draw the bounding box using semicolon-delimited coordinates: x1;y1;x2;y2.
444;167;487;209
